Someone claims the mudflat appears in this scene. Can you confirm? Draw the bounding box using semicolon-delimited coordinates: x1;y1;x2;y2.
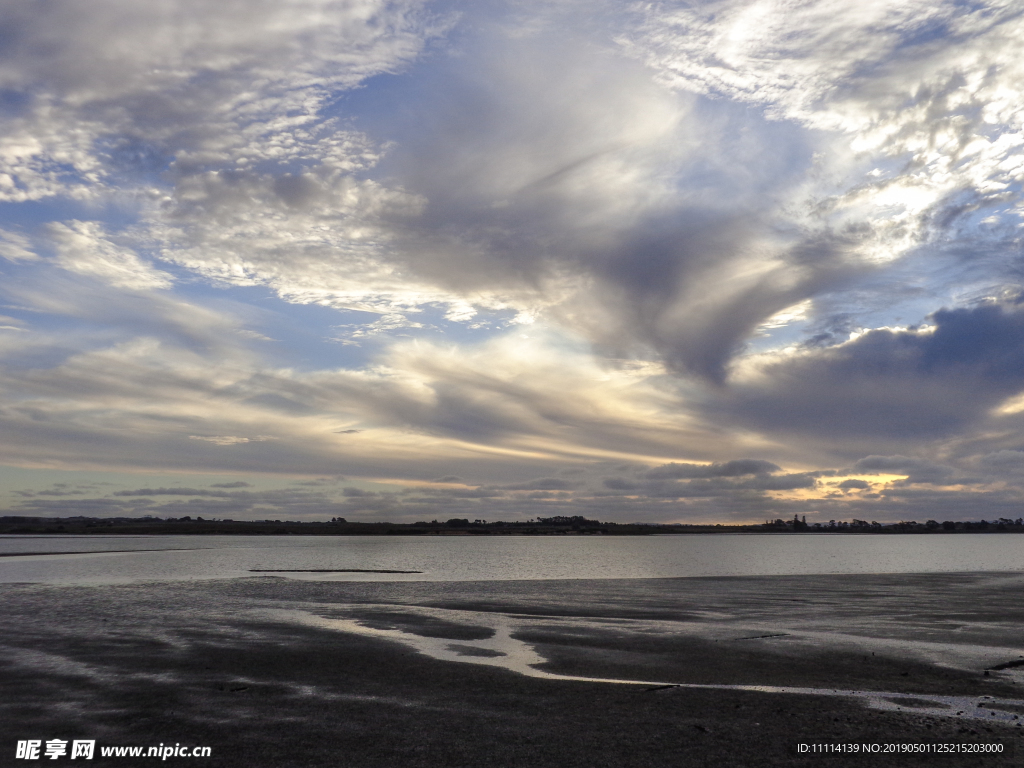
2;573;1023;767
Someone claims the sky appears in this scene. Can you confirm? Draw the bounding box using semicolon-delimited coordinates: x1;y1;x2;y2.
3;0;1024;524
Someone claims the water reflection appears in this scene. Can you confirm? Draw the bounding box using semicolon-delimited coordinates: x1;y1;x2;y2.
0;533;1023;584
276;605;1024;725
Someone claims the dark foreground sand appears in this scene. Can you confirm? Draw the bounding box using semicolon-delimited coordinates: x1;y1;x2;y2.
2;573;1023;767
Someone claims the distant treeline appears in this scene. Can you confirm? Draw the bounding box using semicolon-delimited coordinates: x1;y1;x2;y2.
763;515;1024;532
0;514;1021;535
0;514;701;536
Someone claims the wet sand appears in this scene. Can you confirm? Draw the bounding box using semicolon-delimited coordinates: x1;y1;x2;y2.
2;573;1023;766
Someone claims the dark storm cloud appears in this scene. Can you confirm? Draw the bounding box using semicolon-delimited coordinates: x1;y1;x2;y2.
645;459;781;479
341;487;377;498
740;473;817;491
12;483;359;520
113;487;232;497
837;479;870;490
642;472;817;498
725;302;1024;442
852;456;956;484
109;486;347;506
603;478;639;491
403;486;504;499
495;478;576;491
978;451;1024;472
11;497;154;514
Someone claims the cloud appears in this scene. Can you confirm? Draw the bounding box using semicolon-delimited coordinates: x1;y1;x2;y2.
852;456;956;485
977;450;1024;473
723;301;1024;448
188;435;276;446
495;478;575;491
113;487;231;497
0;0;440;200
0;228;37;262
0;286;719;482
639;472;817;498
0;0;471;323
614;0;1024;374
356;25;829;381
148;168;432;313
645;459;781;479
47;221;173;290
341;487;377;498
0;0;461;321
336;312;426;341
837;479;871;491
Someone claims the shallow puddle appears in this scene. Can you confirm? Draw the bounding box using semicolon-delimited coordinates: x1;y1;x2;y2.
267;605;1024;725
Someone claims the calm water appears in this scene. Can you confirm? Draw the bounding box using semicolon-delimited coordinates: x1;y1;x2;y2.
0;533;1022;584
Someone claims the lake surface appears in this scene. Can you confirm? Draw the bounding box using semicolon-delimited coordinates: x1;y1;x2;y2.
1;533;1022;584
